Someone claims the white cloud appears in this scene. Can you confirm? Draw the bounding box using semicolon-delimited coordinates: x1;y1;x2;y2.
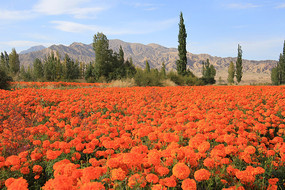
51;18;177;35
226;3;260;9
0;10;35;20
34;0;107;18
0;40;52;48
276;3;285;8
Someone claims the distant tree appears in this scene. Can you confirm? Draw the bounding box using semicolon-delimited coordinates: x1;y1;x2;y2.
236;44;243;83
271;40;285;85
43;52;59;81
227;61;235;84
9;48;20;75
177;12;187;75
79;62;85;79
0;52;5;69
93;32;112;80
124;57;136;78
271;67;279;85
145;60;150;73
118;45;124;65
20;65;33;81
161;62;166;78
85;63;95;82
0;67;13;90
201;59;216;84
33;58;44;80
4;51;9;71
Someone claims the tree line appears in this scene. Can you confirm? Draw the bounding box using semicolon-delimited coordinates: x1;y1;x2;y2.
271;41;285;85
0;11;249;89
1;50;84;82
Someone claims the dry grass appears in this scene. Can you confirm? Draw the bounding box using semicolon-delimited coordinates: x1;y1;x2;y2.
162;79;177;87
107;78;136;88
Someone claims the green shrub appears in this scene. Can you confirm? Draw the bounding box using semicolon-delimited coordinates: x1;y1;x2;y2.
134;68;163;86
0;68;13;90
185;75;204;86
167;71;185;85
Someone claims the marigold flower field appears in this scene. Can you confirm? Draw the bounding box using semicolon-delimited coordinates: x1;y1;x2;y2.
1;82;285;189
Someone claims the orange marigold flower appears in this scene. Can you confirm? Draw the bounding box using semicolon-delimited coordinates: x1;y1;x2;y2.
46;150;62;160
268;178;279;185
155;166;169;176
198;141;210;153
80;182;105;190
111;168;126;181
151;184;167;190
181;178;197;190
6;177;28;190
162;176;177;187
33;165;43;174
244;146;256;155
5;155;20;166
20;166;30;175
172;163;190;180
146;173;159;184
194;169;211;182
203;157;215;169
128;174;146;188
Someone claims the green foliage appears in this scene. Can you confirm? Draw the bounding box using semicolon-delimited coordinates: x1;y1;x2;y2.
271;41;285;85
0;67;13;90
145;60;150;73
43;52;59;81
33;58;44;81
124;58;136;78
134;68;163;86
9;48;20;75
19;65;34;81
236;44;243;83
201;59;216;84
84;63;95;82
167;70;185;85
227;61;235;84
92;32;137;82
63;54;80;80
271;67;279;85
160;62;166;78
177;12;188;75
0;52;10;73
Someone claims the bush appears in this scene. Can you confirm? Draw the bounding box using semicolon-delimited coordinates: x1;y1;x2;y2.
0;68;13;90
185;75;204;86
167;71;185;85
134;68;163;86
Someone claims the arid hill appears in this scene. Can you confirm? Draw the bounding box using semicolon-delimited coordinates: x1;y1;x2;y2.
19;39;277;84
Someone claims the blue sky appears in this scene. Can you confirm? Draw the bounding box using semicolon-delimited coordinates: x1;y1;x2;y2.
0;0;284;60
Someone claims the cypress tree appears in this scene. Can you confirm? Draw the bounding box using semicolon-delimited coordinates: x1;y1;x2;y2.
227;61;235;84
161;62;166;78
236;44;243;83
145;60;150;73
177;12;187;75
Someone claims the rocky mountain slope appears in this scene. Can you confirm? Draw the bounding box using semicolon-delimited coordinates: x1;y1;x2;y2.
19;39;277;84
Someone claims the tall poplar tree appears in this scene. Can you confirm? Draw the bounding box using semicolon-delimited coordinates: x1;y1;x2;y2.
93;32;111;80
9;48;20;75
145;60;150;73
177;12;187;75
271;41;285;85
236;44;243;83
227;61;235;84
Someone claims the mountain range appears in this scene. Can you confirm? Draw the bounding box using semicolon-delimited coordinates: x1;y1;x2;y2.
19;39;277;84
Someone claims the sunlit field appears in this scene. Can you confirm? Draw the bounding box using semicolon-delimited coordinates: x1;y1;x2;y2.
1;82;285;189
